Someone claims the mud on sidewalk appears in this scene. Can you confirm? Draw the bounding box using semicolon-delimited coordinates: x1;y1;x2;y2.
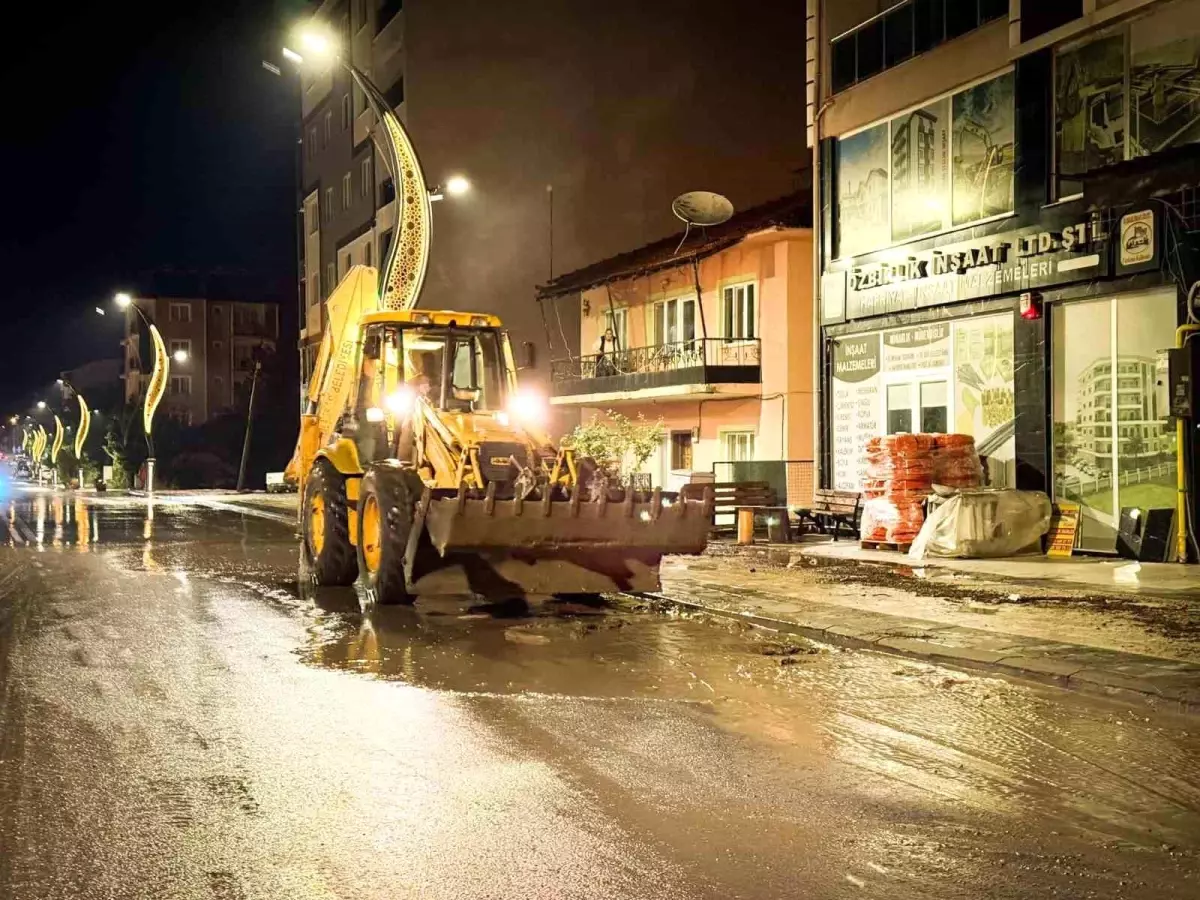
640;545;1200;716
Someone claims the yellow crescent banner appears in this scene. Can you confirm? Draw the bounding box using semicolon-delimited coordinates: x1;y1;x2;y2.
21;429;29;452
144;324;168;436
51;415;64;464
34;425;47;462
74;394;91;459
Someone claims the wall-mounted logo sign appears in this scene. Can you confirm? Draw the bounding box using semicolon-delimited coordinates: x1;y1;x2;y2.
838;220;1109;321
1117;207;1157;274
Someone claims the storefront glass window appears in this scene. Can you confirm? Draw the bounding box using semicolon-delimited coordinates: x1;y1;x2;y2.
1052;289;1176;552
887;383;913;433
920;381;948;432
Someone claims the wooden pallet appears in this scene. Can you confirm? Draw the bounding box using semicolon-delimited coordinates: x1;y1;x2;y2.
860;539;912;553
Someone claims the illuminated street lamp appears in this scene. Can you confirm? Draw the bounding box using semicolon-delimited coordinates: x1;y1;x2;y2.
446;175;470;196
112;291;170;494
283;25;432;312
36;400;46;410
173;348;189;363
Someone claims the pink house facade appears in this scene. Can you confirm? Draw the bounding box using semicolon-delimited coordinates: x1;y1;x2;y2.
539;194;815;492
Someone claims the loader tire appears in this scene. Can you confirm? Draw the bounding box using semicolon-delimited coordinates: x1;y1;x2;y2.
303;460;358;586
357;465;421;605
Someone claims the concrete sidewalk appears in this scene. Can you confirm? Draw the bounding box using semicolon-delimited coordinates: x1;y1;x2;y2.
651;550;1200;716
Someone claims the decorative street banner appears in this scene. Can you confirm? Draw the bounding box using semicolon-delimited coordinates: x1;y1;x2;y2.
34;425;47;462
51;415;64;465
144;324;168;437
831;333;882;491
74;393;91;459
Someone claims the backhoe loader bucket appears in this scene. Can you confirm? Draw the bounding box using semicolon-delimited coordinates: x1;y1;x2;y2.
405;485;713;598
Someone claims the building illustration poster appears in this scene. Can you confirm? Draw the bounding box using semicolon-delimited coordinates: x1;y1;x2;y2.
891;98;950;242
951;71;1015;226
836;123;890;259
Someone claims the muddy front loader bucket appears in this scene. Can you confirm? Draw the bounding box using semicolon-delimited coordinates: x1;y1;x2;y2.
405;486;713;598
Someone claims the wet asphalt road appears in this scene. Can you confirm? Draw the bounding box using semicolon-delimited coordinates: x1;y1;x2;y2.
1;486;1198;899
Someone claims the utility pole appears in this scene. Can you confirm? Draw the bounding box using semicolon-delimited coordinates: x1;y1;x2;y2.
236;357;262;492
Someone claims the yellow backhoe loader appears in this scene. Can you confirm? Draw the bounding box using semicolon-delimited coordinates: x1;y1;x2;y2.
285;52;711;604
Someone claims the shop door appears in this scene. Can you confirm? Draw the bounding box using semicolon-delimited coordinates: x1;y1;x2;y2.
1052;290;1176;552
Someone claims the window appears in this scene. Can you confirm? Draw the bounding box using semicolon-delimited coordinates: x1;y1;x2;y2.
887;383;913;433
168;339;191;358
652;296;696;345
670;431;693;471
831;0;1007;93
169;375;192;396
168;303;191;323
323;110;331;148
920;381;948;433
324;187;334;222
722;283;756;339
721;431;755;462
363;241;372;267
356;0;368;30
341;94;351;129
307;126;317;160
325;262;335;297
306;198;319;235
310;270;320;306
379;228;393;263
342;172;352;210
360;157;372;198
340;252;351;280
384;77;405;110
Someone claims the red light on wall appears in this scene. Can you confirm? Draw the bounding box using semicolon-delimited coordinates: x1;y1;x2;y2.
1019;292;1043;320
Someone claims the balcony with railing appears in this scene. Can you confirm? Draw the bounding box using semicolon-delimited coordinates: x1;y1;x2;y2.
550;338;761;402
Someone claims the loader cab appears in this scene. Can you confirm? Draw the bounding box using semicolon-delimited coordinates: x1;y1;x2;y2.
349;314;517;463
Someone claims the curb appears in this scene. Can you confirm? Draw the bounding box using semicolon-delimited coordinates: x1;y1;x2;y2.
631;591;1200;718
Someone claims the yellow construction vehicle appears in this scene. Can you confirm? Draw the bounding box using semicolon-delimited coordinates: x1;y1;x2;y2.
286;53;710;604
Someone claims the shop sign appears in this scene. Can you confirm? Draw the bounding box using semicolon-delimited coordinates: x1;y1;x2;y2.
1116;207;1158;275
841;221;1110;320
830;334;882;491
882;322;950;372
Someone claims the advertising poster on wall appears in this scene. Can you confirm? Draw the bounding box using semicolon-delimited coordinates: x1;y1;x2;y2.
882;322;951;373
831;333;882;491
891;98;950;242
1131;2;1200;156
952;71;1015;226
952;314;1016;486
836;124;890;259
1056;32;1126;177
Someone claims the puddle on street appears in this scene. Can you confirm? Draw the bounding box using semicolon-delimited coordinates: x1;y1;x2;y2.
297;586;1200;852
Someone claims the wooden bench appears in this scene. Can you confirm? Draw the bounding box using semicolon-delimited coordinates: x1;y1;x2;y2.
681;481;779;535
796;489;862;540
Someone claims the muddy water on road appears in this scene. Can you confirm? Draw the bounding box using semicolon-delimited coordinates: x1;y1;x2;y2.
2;488;1199;898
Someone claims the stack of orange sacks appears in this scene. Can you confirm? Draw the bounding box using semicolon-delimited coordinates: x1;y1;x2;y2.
860;433;935;546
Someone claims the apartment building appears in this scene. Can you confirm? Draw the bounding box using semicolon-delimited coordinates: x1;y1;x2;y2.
809;0;1200;553
122;298;280;425
298;0;405;388
540;193;815;502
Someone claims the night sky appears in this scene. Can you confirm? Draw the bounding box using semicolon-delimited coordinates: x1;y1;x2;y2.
0;1;302;414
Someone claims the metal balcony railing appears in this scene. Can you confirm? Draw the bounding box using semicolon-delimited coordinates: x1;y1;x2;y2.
551;338;761;394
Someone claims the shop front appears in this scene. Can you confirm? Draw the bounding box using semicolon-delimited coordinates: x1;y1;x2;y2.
820;205;1189;556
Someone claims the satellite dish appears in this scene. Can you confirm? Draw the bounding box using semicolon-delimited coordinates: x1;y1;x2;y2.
672;191;734;227
671;191;734;255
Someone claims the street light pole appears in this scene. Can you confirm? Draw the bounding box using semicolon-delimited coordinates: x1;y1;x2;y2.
115;292;171;495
